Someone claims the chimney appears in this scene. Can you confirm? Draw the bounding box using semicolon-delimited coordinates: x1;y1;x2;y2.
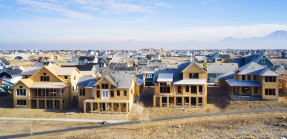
204;60;207;70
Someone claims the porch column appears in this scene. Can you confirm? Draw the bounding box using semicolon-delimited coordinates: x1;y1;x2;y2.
90;103;93;112
167;96;169;106
125;102;128;113
119;103;121;113
105;102;107;113
60;100;63;110
44;89;47;109
111;103;114;113
159;96;162;107
182;97;184;106
36;100;39;109
153;96;156;107
83;101;86;113
196;97;198;106
98;103;100;113
189;97;191;106
230;86;233;98
251;87;254;96
174;97;176;106
52;100;55;109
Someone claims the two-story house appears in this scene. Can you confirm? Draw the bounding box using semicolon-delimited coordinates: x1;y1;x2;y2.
77;71;144;113
12;65;81;109
153;61;208;107
221;62;279;100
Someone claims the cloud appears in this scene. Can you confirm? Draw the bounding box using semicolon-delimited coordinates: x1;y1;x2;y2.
13;0;171;19
154;3;172;8
16;0;94;19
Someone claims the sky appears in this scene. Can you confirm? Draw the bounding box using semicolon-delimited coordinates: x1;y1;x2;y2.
0;0;287;50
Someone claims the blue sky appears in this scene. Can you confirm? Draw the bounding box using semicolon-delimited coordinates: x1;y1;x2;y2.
0;0;287;49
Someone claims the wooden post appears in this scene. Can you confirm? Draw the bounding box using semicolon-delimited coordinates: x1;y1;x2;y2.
60;99;63;110
182;97;184;106
159;96;162;107
189;97;191;106
153;96;156;107
36;100;39;109
111;103;114;113
174;97;176;106
125;102;128;113
90;103;93;112
52;100;55;109
98;103;100;113
119;103;121;113
83;101;86;113
196;97;198;107
105;102;107;113
44;89;47;109
167;96;169;106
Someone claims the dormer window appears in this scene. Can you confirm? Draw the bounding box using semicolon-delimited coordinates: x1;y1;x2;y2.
262;58;265;63
189;73;199;79
64;76;68;80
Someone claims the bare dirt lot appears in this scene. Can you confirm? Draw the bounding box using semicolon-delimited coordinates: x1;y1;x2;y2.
0;86;287;138
1;111;286;138
1;86;287;121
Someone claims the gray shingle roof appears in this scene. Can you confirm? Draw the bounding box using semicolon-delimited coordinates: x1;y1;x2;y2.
207;63;238;74
259;68;279;76
237;62;265;75
157;73;174;82
21;67;41;75
77;77;97;87
101;71;135;89
226;79;261;87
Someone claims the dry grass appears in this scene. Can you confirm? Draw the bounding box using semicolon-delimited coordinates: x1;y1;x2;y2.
4;111;284;138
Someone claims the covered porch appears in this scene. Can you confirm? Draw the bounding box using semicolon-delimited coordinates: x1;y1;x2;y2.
153;95;204;107
226;79;262;99
83;99;130;114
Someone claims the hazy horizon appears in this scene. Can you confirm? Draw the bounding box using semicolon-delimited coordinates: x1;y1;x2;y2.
0;0;287;50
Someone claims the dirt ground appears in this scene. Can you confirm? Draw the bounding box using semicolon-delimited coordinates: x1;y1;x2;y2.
1;86;287;121
1;111;286;138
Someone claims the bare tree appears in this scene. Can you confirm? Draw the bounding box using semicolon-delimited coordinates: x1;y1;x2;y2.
135;101;150;132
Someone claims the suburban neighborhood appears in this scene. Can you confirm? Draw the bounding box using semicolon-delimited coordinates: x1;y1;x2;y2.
1;0;287;138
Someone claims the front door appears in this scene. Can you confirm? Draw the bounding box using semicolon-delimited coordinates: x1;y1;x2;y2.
101;89;109;100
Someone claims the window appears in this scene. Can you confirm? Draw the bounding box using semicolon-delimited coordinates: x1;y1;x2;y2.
102;84;109;89
110;85;115;89
199;86;202;92
74;76;76;80
178;86;182;93
117;91;120;96
185;86;189;92
262;58;265;63
265;76;276;82
254;87;258;95
242;75;245;80
17;100;26;106
124;91;127;96
24;76;29;79
146;73;152;78
16;89;26;96
64;76;68;80
97;90;100;98
254;75;257;80
61;89;64;95
40;76;50;81
160;82;170;93
265;89;276;95
242;87;249;94
191;86;197;93
97;85;100;89
111;91;114;97
217;58;222;62
80;89;85;96
189;73;199;79
248;75;251;80
43;73;47;75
